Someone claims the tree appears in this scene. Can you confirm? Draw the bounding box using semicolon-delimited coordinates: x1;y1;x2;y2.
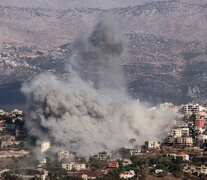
131;156;139;166
141;161;149;180
31;176;41;180
3;174;23;180
173;171;182;178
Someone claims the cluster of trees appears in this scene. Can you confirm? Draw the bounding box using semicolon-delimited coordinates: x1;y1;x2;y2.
105;155;186;179
88;157;108;171
191;156;207;166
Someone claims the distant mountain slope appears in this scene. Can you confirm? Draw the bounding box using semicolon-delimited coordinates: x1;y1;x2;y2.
0;1;207;105
0;0;206;10
124;33;207;104
0;1;207;47
1;33;207;105
0;0;164;10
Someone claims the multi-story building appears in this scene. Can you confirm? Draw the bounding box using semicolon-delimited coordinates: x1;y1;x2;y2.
174;136;193;147
123;146;142;155
195;119;205;129
94;152;111;161
171;129;182;137
62;162;86;171
176;122;188;128
199;105;207;112
163;136;175;145
145;141;160;150
183;104;200;117
108;162;119;168
171;128;189;137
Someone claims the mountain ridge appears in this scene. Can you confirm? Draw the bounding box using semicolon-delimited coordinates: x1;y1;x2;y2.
0;0;207;104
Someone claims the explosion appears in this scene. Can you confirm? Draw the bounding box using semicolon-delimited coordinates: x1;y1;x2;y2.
21;20;173;157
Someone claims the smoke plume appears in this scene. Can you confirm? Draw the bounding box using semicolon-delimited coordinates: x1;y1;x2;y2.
21;20;173;156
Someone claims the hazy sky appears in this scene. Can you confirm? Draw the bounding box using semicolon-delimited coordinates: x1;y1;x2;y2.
0;0;205;10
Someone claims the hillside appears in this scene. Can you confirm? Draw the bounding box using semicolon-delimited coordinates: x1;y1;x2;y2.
0;1;207;47
0;0;207;105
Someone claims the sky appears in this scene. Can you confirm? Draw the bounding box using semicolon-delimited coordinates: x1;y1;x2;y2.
0;0;205;10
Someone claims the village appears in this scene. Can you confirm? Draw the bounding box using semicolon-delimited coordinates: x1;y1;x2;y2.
0;103;207;179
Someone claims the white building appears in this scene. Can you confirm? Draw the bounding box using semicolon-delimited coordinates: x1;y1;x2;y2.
119;170;135;179
198;165;207;175
171;128;189;137
37;141;50;153
12;109;23;115
176;122;188;128
145;141;160;150
175;152;189;161
62;162;86;171
0;109;5;116
124;145;142;155
122;159;133;167
94;152;111;161
35;169;48;180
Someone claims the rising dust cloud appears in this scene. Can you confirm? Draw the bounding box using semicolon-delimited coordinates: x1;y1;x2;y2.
21;20;173;156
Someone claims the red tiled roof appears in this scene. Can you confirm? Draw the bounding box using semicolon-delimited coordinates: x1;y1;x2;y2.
176;152;188;156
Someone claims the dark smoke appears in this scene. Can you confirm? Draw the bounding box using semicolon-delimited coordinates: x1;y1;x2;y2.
21;20;174;157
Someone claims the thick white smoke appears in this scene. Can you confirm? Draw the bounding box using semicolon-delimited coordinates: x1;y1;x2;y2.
21;20;173;156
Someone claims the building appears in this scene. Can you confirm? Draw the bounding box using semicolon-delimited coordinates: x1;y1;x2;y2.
0;109;5;116
108;162;119;168
122;159;132;167
195;119;205;129
94;152;111;161
0;126;4;131
38;158;47;168
163;136;175;145
35;169;48;180
175;152;189;161
171;129;182;137
125;146;142;155
145;141;160;150
37;141;50;153
171;128;189;137
62;162;86;171
15;126;25;140
197;165;207;175
1;141;13;147
12;109;23;116
82;174;96;180
176;122;188;128
174;137;193;147
57;151;70;160
119;170;135;179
